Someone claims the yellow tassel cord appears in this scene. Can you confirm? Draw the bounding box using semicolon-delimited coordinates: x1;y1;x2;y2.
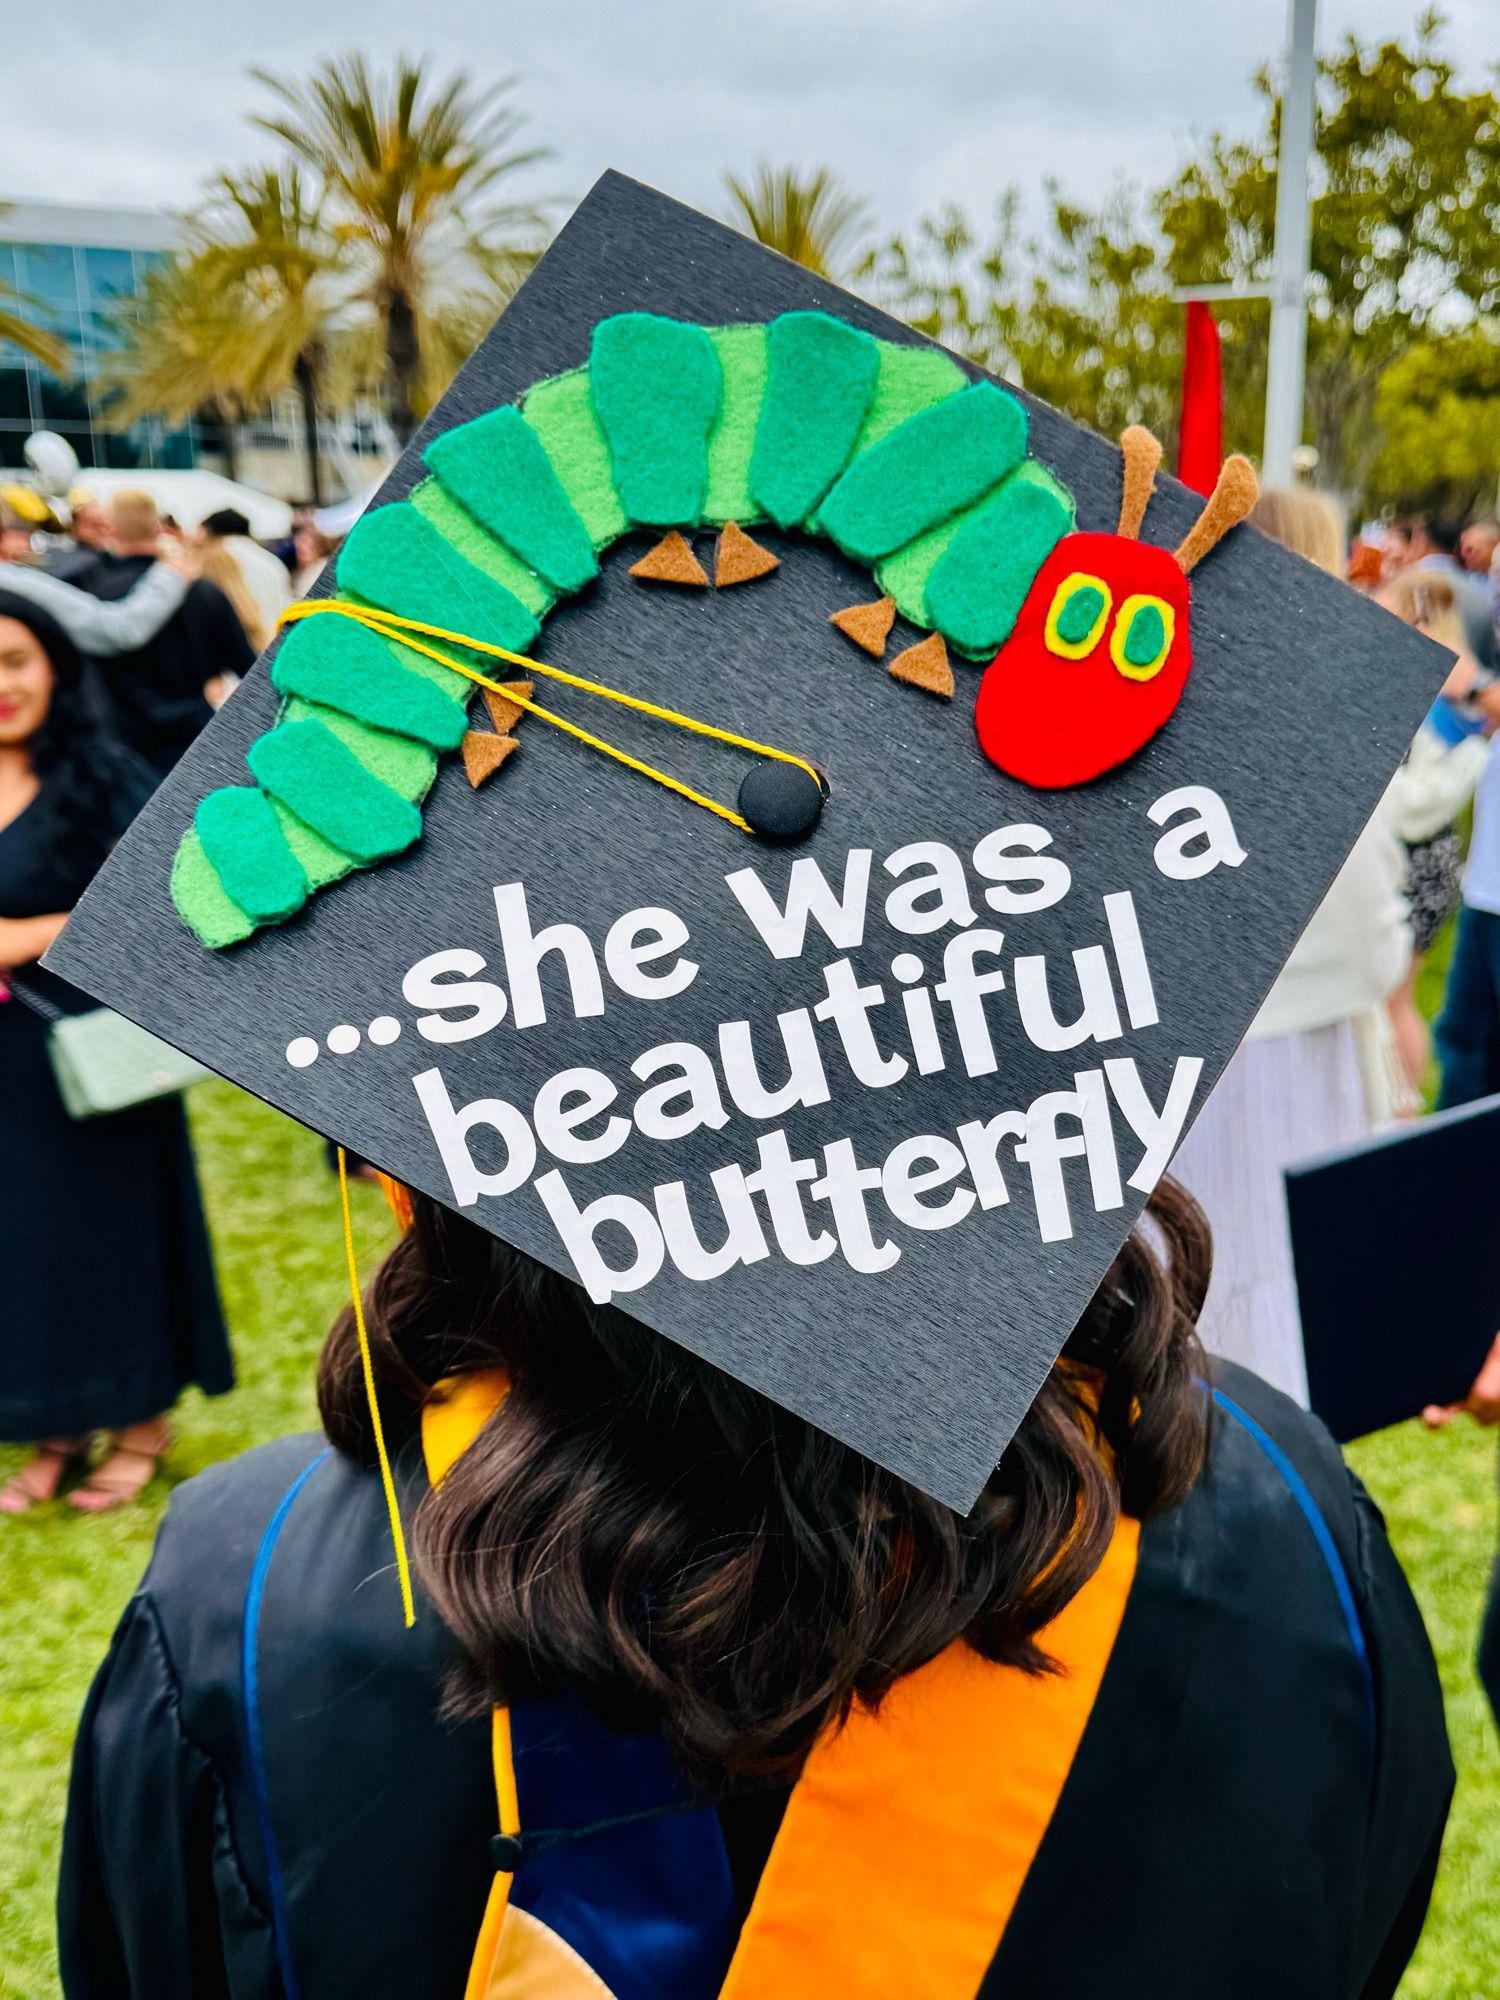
337;1146;416;1629
278;598;821;835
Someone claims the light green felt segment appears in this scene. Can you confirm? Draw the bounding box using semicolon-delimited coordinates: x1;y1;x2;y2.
1056;583;1106;646
270;798;355;891
248;717;423;865
425;407;599;595
194;785;309;925
856;341;967;453
876;460;1073;646
336;500;543;654
923;462;1075;658
750;312;880;529
1123;601;1168;666
589;313;722;526
704;325;770;524
819;382;1029;564
170;828;256;948
270;616;468;751
409;480;555;621
281;697;437;802
522;368;630;550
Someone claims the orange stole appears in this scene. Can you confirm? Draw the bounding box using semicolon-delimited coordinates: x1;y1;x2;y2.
421;1376;1140;2000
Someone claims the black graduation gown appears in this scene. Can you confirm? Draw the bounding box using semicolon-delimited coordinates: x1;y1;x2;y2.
58;1363;1452;2000
71;555;253;775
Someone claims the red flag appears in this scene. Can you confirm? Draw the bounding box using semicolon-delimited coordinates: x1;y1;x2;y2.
1178;300;1223;496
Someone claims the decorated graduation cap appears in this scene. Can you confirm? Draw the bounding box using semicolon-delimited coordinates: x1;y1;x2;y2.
50;174;1446;1512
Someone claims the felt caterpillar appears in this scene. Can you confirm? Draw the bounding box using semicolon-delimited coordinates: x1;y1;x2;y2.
168;309;1245;951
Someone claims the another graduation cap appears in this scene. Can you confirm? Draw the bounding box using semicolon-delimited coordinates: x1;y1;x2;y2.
49;174;1447;1511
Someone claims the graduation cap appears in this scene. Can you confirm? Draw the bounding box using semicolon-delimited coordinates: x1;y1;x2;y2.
49;173;1447;1512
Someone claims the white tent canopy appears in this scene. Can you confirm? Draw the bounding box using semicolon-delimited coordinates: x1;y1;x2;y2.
69;470;293;541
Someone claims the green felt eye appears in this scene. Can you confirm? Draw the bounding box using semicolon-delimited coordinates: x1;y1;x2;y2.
1044;573;1111;658
1110;593;1175;680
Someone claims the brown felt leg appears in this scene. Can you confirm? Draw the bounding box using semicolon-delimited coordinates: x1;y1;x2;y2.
715;521;780;586
629;531;709;587
888;631;954;698
831;596;896;658
463;731;520;787
483;681;534;733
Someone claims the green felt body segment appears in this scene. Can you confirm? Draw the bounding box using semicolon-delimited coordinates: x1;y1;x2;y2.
408;480;555;620
875;460;1073;645
335;500;543;652
521;369;630;550
923;462;1075;658
270;617;469;751
749;312;880;528
818;381;1029;564
856;341;967;453
589;313;723;526
703;325;770;524
248;718;423;864
270;798;355;890
170;828;257;947
194;786;309;924
424;408;599;595
282;698;438;802
1123;601;1168;665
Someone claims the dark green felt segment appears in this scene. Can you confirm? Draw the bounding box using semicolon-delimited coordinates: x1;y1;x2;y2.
194;785;309;925
281;698;438;803
521;368;630;550
924;463;1075;658
1123;601;1168;665
247;717;423;864
170;828;256;947
819;381;1029;563
271;616;469;751
1057;583;1107;645
409;479;555;620
704;325;770;525
425;407;599;595
750;312;879;528
589;313;722;526
856;340;967;452
336;499;544;652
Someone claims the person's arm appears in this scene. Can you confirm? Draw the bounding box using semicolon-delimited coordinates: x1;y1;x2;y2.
0;910;67;968
58;1595;237;1999
1422;1332;1500;1429
0;558;189;655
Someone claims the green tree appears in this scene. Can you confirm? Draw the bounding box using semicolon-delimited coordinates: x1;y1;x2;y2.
250;54;551;442
99;256;255;479
0;204;71;374
725;166;870;279
189;166;347;502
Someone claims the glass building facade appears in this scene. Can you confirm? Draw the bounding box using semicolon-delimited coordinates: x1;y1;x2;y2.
0;200;199;471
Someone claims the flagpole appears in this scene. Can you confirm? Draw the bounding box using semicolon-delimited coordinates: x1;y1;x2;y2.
1262;0;1318;485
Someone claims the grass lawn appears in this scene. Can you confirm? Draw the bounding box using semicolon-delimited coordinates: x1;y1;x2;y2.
2;1076;1497;1996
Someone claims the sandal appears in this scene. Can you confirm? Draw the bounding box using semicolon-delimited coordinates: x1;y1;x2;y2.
0;1437;90;1515
68;1418;172;1514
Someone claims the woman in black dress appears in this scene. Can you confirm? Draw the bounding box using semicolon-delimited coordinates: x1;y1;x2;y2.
0;591;230;1513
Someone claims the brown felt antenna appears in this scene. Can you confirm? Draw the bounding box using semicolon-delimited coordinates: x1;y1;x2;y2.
1175;455;1260;573
1118;426;1163;539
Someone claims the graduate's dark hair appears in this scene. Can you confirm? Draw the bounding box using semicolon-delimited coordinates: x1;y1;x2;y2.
0;589;132;878
320;1178;1210;1783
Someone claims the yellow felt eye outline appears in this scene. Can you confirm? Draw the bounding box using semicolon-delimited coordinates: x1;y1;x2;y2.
1044;573;1113;658
1110;594;1176;681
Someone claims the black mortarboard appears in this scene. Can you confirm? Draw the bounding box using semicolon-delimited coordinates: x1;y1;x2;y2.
48;173;1447;1509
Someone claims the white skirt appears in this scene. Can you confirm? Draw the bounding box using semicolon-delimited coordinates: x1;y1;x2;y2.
1170;1019;1370;1405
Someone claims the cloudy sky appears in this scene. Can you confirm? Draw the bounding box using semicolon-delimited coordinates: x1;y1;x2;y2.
2;0;1493;240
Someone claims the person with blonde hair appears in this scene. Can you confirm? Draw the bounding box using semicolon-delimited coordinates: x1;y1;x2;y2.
1171;485;1415;1401
68;490;253;778
196;536;269;655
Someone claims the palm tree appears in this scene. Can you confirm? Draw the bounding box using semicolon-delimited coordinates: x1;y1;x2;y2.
190;166;347;502
724;166;871;279
0;204;71;373
99;256;257;480
250;55;551;442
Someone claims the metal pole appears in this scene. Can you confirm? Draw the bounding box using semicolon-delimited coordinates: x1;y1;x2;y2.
1263;0;1318;484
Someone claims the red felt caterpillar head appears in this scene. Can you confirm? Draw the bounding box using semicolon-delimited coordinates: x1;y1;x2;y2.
975;430;1259;789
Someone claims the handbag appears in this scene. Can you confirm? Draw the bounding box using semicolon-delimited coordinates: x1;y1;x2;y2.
6;974;209;1119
